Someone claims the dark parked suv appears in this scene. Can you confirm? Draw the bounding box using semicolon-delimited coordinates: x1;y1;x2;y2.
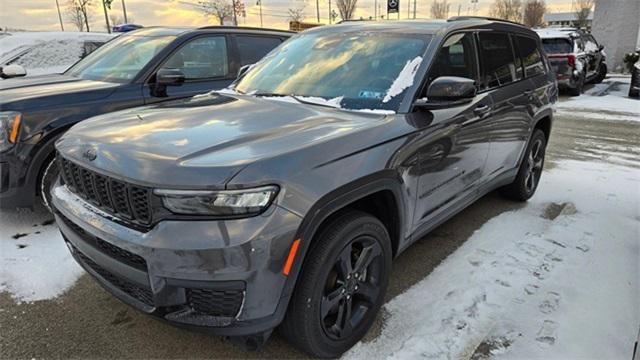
0;26;291;210
535;27;607;95
52;18;556;357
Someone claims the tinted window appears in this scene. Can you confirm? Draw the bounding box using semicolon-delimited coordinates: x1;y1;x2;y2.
478;33;518;90
541;38;572;54
236;36;282;66
428;32;477;84
516;36;546;78
163;36;228;80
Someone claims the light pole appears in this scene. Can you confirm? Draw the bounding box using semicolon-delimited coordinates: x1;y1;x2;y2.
122;0;128;23
316;0;320;23
55;0;64;31
257;0;263;27
328;0;332;24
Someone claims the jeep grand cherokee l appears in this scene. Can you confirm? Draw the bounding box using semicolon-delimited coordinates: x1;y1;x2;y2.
52;18;556;357
0;26;291;211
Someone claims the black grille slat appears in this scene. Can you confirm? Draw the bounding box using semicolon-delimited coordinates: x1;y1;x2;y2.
57;155;152;227
94;175;114;211
187;288;244;317
74;247;153;306
130;187;151;223
94;237;148;271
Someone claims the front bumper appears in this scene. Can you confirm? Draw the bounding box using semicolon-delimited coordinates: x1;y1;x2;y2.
52;184;302;335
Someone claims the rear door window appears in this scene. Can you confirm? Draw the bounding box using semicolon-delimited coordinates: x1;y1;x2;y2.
427;32;478;85
478;32;519;90
516;36;546;78
235;36;282;67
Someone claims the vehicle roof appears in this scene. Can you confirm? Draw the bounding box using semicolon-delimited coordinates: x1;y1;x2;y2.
125;26;294;37
306;18;536;36
534;27;583;39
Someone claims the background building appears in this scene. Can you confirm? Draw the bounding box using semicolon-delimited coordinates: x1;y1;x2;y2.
591;0;640;72
544;12;593;30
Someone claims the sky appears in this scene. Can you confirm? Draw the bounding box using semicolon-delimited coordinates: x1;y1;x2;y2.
0;0;576;32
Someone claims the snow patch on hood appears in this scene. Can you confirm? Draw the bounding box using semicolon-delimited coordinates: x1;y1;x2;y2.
383;56;423;103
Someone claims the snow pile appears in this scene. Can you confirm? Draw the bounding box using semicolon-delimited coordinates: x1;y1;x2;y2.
0;207;83;302
383;56;423;103
346;160;639;359
557;77;640;122
0;31;114;77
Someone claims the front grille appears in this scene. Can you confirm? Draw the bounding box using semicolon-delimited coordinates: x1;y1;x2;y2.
74;246;154;307
58;156;152;226
187;288;244;317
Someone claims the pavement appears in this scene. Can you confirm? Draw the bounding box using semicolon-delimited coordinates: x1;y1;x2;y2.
1;87;638;359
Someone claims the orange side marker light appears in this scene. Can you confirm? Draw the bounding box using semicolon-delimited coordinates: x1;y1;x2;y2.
282;239;301;276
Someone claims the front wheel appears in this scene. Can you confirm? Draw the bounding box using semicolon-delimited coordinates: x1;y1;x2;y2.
500;129;547;201
592;63;607;84
39;156;59;212
280;210;392;358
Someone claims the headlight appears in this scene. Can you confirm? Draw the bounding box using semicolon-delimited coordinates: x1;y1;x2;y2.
154;185;279;216
0;111;22;152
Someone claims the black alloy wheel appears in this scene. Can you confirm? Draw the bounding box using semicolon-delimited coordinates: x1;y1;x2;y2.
320;236;384;340
280;210;392;358
501;129;547;201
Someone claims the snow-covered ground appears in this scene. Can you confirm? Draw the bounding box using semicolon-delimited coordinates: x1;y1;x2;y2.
0;31;114;78
556;76;640;122
346;159;639;359
0;207;82;303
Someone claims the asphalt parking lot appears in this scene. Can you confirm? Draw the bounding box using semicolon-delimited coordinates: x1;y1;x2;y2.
1;88;638;359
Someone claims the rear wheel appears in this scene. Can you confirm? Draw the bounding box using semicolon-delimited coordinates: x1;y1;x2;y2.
569;74;585;96
592;63;607;84
280;210;392;358
500;129;547;201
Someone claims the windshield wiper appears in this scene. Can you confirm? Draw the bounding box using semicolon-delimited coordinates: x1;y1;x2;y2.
253;92;339;109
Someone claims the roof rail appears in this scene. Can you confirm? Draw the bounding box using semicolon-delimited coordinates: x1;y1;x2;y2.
448;16;525;27
196;25;294;33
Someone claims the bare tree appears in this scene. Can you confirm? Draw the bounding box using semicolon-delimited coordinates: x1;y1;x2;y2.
199;0;234;25
336;0;357;21
66;0;93;32
287;6;306;22
489;0;523;22
430;0;450;19
522;0;546;27
573;0;594;29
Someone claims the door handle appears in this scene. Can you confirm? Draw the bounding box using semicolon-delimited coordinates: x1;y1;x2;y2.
523;90;534;97
473;104;491;117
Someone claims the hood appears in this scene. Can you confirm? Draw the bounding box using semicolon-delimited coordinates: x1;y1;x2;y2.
56;93;392;188
0;74;118;107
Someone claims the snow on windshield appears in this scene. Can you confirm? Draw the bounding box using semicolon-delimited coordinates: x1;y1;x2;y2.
383;56;423;103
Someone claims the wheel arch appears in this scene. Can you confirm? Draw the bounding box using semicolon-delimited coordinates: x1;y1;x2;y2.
277;170;407;315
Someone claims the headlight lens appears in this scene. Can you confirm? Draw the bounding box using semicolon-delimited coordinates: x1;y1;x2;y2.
0;111;22;152
154;185;279;216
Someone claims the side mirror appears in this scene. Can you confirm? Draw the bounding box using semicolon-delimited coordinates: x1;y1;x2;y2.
156;68;185;86
237;64;253;79
414;76;477;110
598;44;605;51
0;64;27;79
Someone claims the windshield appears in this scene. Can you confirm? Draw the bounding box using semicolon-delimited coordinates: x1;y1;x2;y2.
234;31;431;112
541;38;573;54
66;35;175;83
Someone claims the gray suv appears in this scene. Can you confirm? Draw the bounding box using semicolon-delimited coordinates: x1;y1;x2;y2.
52;18;557;357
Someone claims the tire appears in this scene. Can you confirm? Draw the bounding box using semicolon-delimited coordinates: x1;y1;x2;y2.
500;129;547;202
39;156;60;212
568;74;585;96
591;63;607;84
280;210;392;358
